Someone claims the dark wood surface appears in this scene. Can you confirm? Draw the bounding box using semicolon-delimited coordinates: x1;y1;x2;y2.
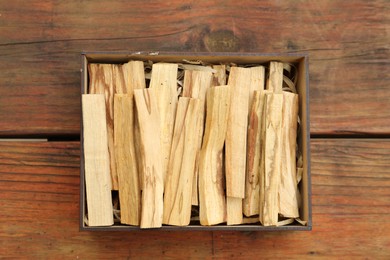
1;0;389;258
1;140;389;258
1;0;389;136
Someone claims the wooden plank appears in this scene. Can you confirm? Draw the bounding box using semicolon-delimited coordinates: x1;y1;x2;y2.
279;92;299;218
149;63;179;186
260;93;283;226
134;88;164;229
114;94;140;226
1;139;390;257
81;94;113;226
163;97;201;226
182;70;213;206
0;1;389;136
88;63;118;190
225;67;252;199
199;86;230;226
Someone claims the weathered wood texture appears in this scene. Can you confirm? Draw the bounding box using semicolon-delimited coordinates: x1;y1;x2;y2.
0;1;389;135
1;140;389;258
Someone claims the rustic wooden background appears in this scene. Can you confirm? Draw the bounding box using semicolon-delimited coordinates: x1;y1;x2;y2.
1;1;389;258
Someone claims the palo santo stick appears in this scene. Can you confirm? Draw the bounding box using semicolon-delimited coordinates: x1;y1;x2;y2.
182;70;213;206
82;94;113;226
225;67;251;199
134;88;164;229
112;65;126;94
248;66;265;109
266;61;284;93
122;61;146;93
88;64;118;190
226;197;242;225
260;93;283;226
114;94;141;226
199;86;230;226
163;98;201;226
243;67;265;216
279;92;299;218
121;61;146;188
149;63;179;186
212;65;227;86
243;91;264;216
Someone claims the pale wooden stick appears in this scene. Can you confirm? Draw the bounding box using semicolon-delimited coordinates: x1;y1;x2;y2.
243;67;265;217
112;64;126;94
225;67;252;199
149;63;179;186
199;86;230;226
212;65;227;86
134;88;164;229
182;70;213;206
121;61;146;189
88;64;118;190
243;91;263;216
226;197;242;225
114;94;141;226
248;66;265;110
279;92;299;218
163;98;202;226
260;93;283;226
266;61;283;93
82;94;113;226
122;61;146;94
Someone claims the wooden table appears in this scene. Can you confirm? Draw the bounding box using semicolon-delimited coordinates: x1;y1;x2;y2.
1;1;389;258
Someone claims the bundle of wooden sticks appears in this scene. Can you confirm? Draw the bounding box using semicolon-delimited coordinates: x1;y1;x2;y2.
82;60;302;228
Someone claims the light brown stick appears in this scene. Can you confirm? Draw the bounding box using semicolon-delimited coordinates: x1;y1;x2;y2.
114;94;141;226
266;61;283;93
134;88;164;229
199;86;230;226
243;91;265;216
88;63;118;190
279;92;299;218
182;70;213;206
122;61;146;94
121;61;146;188
82;94;113;226
260;93;283;226
149;63;179;186
212;65;227;86
163;98;201;226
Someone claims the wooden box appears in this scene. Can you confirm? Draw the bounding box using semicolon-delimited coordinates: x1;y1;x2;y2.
80;52;312;231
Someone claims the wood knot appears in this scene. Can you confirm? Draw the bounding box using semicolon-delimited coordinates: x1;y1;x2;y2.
204;30;240;52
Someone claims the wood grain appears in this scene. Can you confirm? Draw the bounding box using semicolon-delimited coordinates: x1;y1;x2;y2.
0;1;388;136
1;139;389;258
